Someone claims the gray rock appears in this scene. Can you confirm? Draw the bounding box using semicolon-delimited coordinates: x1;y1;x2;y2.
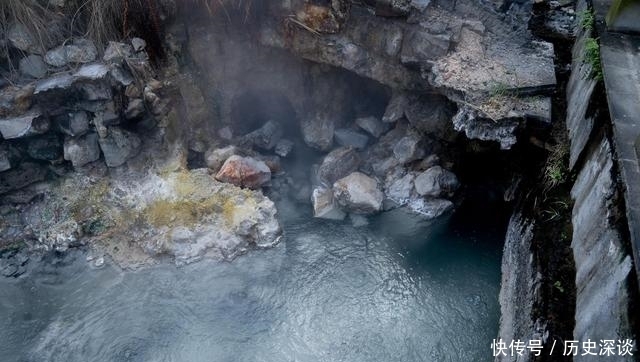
65;39;98;63
334;128;369;150
74;63;110;80
0;145;11;172
77;81;112;101
452;106;521;150
393;134;425;164
0;162;47;195
356;116;390;138
125;98;145;119
274;139;294;157
205;145;238;172
34;74;75;94
19;55;47;79
64;133;101;167
382;92;408;123
0;112;49;139
7;23;38;54
404;94;455;139
131;37;147;52
245;120;283;150
311;187;346;220
103;41;134;63
110;66;135;86
218;126;233;140
400;29;451;66
27;134;63;161
301;114;335;151
317;147;361;185
414;166;460;197
98;127;142;167
44;46;68;67
385;172;415;206
215;155;271;189
407;197;454;219
58;111;90;136
333;172;384;214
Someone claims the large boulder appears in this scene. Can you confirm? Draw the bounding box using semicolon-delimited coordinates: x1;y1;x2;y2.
19;55;47;79
215;155;271;189
311;186;346;220
334;128;369;149
317;147;361;185
301;113;335;151
414;166;460;198
333;172;384;214
64;133;101;167
243;120;283;150
393;133;425;164
98;127;142;167
57;111;90;136
356;116;390;138
407;198;455;219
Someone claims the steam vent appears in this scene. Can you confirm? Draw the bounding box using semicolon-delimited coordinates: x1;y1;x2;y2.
0;0;638;361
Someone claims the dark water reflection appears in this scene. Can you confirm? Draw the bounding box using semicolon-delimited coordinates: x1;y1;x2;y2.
0;208;502;362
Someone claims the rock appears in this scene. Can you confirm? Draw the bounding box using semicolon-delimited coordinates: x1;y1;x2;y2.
385;171;415;206
317;147;361;185
356;116;390;138
58;111;90;136
0;146;11;172
125;98;145;119
65;38;98;63
98;127;142;167
0;112;49;139
7;23;38;54
255;155;282;174
215;155;271;189
218;126;233;140
274;139;294;157
44;46;68;67
372;0;411;16
27;133;63;161
205;145;238;172
452;107;521;150
414;166;460;197
334;128;369;149
393;133;425;164
311;187;347;220
74;63;110;80
64;133;101;167
77;81;112;101
400;28;451;67
103;42;134;63
131;37;147;51
244;120;283;150
0;162;47;195
404;94;456;139
407;198;454;219
110;66;135;86
333;172;384;214
19;55;47;79
383;92;409;123
301;113;335;151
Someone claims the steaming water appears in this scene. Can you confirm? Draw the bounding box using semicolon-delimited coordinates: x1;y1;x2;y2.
0;206;502;362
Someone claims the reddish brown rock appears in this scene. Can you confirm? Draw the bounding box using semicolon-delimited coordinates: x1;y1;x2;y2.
215;155;271;189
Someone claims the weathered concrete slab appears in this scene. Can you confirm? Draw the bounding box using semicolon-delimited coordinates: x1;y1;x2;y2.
600;30;640;289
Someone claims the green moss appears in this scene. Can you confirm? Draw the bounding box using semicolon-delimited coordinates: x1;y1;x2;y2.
141;192;233;228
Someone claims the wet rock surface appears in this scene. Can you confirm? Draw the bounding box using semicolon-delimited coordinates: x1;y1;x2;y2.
215;155;272;190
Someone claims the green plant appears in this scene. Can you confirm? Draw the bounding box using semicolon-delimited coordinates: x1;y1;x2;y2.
553;281;565;293
583;37;604;81
578;9;595;30
543;143;569;191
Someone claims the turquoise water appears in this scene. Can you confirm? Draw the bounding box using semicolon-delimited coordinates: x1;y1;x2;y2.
0;208;502;362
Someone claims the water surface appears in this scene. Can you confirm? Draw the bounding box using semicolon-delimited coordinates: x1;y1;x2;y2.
0;207;502;362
